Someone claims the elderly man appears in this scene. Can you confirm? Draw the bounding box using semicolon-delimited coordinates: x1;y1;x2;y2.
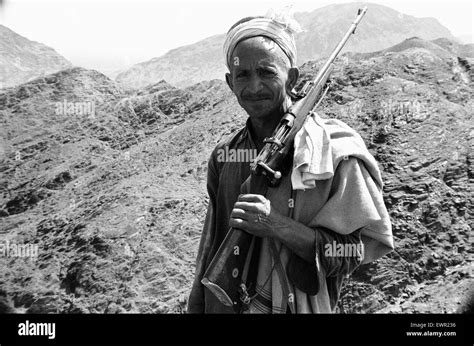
188;14;393;314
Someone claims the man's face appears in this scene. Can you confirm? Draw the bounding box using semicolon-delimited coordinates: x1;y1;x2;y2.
226;37;297;120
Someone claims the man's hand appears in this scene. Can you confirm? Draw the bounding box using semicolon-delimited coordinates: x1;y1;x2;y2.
229;194;284;238
229;193;316;263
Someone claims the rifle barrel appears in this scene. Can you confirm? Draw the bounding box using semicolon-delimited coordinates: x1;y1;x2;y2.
311;7;368;85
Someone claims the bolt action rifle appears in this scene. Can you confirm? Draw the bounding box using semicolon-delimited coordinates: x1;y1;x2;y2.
201;7;368;313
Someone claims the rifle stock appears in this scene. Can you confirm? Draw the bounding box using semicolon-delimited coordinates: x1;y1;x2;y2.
202;173;268;312
201;228;254;307
202;7;368;313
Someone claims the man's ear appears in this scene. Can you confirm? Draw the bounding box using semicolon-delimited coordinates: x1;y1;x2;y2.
225;73;234;92
286;67;299;94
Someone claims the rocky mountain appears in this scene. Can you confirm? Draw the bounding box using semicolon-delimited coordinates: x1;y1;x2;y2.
0;36;472;313
0;25;72;89
116;34;226;91
116;2;456;90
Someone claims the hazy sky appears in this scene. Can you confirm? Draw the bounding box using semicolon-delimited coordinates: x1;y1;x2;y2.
0;0;472;73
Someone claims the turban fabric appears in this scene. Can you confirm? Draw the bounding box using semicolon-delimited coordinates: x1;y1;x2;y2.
223;14;300;70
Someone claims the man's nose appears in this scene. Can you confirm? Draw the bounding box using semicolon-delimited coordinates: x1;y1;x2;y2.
247;74;263;94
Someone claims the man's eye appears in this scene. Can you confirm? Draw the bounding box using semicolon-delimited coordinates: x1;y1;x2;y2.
260;69;276;77
236;71;249;79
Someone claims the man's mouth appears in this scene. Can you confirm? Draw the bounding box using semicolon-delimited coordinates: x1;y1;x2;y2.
243;97;270;101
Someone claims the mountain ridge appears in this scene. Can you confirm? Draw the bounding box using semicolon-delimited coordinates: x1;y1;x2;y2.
0;24;72;89
116;2;457;89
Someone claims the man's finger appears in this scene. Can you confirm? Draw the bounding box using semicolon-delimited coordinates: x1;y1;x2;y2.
238;194;266;203
234;201;260;212
229;217;250;231
230;208;248;220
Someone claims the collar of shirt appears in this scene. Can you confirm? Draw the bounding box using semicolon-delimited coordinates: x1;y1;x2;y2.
236;118;258;149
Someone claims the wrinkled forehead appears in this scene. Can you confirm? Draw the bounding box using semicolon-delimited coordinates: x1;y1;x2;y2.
230;36;290;70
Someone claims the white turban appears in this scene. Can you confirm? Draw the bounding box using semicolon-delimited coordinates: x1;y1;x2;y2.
223;11;301;70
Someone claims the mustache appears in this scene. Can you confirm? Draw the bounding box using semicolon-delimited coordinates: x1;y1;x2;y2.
241;93;272;101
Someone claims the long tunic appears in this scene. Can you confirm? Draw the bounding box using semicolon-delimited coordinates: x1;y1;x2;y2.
188;117;393;313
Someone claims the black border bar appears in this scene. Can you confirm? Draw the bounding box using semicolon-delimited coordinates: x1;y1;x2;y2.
0;313;472;345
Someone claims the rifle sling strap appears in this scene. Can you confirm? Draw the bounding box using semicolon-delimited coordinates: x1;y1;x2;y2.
270;186;297;314
241;235;255;285
269;239;296;314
